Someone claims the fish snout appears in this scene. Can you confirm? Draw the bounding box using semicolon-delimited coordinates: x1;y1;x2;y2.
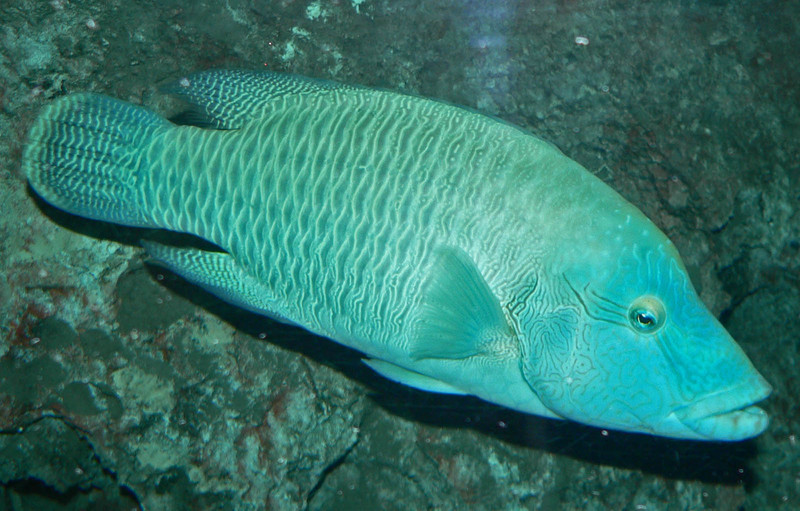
672;375;772;441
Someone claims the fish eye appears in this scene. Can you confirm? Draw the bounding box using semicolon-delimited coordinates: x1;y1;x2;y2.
628;296;665;333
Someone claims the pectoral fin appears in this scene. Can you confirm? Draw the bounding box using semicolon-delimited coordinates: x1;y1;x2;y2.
410;247;515;360
363;359;467;395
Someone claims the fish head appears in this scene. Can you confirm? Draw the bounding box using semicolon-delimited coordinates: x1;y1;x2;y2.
517;210;771;441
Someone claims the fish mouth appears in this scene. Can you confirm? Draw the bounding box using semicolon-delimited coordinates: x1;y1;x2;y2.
673;378;772;441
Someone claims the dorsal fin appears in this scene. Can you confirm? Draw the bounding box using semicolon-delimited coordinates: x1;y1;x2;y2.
162;69;361;129
410;247;516;360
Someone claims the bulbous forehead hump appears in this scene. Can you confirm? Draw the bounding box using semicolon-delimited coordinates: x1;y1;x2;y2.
554;198;684;281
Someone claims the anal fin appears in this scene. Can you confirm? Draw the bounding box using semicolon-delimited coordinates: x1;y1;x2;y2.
142;241;295;325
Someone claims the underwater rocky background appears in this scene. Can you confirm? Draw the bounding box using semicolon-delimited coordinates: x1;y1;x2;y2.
0;0;798;509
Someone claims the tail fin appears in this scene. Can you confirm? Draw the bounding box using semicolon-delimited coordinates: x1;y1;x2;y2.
22;93;168;227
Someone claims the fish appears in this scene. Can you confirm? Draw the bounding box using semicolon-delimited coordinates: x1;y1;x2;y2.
22;69;771;441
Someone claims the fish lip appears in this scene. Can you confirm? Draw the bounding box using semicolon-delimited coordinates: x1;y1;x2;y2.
672;379;772;440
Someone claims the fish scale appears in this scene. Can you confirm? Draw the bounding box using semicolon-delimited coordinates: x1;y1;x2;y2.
158;91;447;343
23;70;771;440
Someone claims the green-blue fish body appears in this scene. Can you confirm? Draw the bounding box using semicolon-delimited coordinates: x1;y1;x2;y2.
23;70;770;440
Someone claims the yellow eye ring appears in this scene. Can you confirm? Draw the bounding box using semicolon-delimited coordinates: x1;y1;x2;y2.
628;295;666;333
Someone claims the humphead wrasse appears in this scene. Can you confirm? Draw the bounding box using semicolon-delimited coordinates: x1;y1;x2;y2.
23;70;771;440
